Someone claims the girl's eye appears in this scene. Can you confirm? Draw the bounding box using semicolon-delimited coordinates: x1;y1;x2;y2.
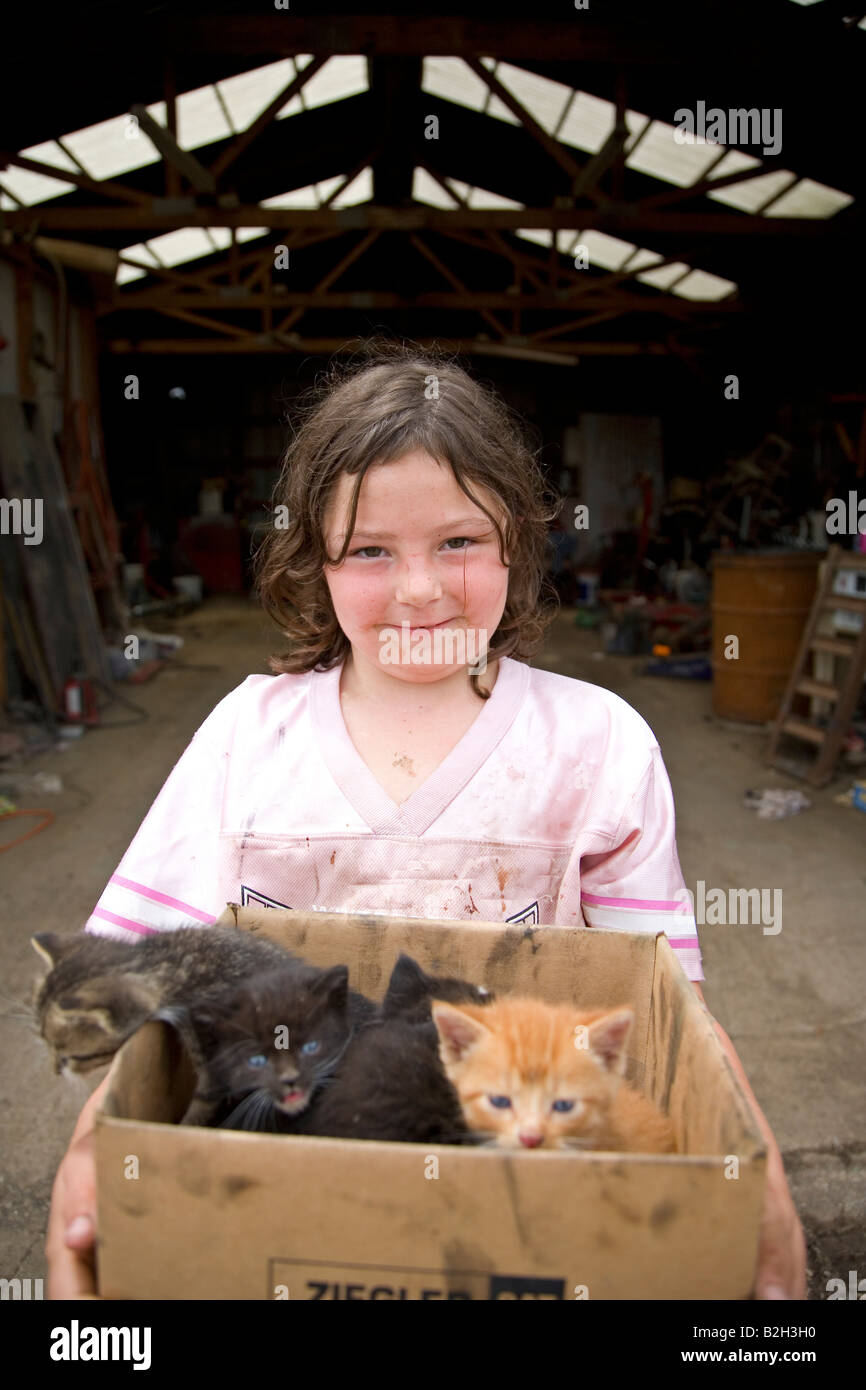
488;1095;512;1109
301;1040;320;1055
350;546;385;558
443;537;473;550
247;1054;267;1069
552;1099;574;1113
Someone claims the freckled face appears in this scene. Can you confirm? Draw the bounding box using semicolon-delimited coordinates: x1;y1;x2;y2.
322;451;510;684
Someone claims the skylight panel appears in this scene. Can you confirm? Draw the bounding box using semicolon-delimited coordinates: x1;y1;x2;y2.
116;264;146;285
0;190;20;209
176;85;233;150
556;91;646;154
672;269;738;300
143;227;225;267
466;185;523;209
637;261;691;289
626;121;723;186
708;168;797;212
217;60;296;130
515;228;555;249
60;108;166;182
575;230;638;271
299;56;367;111
422;58;489;113
331;167;373;206
412;168;459;207
260;185;322;209
621;248;664;272
760;177;853;217
0;166;71;203
482;59;572;133
235;227;269;242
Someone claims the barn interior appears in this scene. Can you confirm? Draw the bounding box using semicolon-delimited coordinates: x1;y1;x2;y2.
1;0;864;1301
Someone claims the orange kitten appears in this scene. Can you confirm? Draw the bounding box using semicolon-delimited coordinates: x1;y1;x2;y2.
431;996;675;1154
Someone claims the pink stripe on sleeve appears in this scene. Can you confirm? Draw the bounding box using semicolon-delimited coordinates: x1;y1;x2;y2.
110;874;216;924
91;907;159;937
580;890;690;912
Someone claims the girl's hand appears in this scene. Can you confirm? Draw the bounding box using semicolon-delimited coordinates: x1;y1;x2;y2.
753;1123;807;1300
46;1075;110;1299
692;984;806;1299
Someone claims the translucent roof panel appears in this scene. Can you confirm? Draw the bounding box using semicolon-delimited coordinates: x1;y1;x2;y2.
142;227;228;267
0;164;72;204
558;92;647;154
412;167;460;207
116;263;146;285
480;59;571;133
422;57;490;113
218;59;296;130
234;226;268;242
260;184;325;209
708;168;798;213
637;261;692;290
331;167;373;206
760;178;854;218
672;268;738;301
176;85;233;150
571;230;639;271
626;121;723;186
61;107;166;181
294;57;367;113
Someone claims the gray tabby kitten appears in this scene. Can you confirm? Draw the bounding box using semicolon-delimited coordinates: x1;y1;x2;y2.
30;925;305;1078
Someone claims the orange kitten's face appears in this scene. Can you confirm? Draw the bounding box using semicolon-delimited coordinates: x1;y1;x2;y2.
431;998;633;1151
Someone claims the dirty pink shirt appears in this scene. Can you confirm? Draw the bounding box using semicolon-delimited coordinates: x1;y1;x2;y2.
84;657;703;980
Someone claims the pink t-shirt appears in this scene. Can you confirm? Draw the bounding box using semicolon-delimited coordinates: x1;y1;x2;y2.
84;657;703;980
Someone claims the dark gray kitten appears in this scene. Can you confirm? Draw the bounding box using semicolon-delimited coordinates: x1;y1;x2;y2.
30;926;305;1077
191;962;376;1130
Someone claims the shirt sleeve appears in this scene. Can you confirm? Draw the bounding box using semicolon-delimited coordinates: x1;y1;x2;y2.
83;682;244;939
578;745;703;981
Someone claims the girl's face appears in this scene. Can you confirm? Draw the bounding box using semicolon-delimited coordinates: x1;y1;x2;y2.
322;450;510;685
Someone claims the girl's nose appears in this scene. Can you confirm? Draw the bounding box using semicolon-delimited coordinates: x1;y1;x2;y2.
394;557;443;605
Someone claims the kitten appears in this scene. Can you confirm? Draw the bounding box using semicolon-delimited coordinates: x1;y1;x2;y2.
380;952;494;1024
216;953;492;1144
431;996;676;1154
191;962;376;1130
30;926;307;1077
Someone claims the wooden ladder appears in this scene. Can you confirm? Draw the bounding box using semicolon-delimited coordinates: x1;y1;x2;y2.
766;545;866;786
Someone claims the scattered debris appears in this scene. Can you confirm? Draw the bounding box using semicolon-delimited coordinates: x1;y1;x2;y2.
833;781;866;813
744;788;812;820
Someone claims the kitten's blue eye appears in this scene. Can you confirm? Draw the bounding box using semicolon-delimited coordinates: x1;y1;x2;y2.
247;1054;267;1068
301;1040;319;1055
488;1095;512;1109
552;1100;574;1113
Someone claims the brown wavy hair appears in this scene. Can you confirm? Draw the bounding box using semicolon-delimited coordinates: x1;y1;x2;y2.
254;338;559;698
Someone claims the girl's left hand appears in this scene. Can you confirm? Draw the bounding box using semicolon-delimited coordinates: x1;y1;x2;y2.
753;1127;807;1300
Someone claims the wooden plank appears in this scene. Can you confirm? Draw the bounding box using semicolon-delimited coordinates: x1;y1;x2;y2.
811;634;858;657
796;678;839;701
782;718;826;746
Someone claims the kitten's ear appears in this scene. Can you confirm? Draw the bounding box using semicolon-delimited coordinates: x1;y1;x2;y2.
431;1001;489;1064
31;932;70;971
310;964;349;1009
587;1008;633;1073
383;954;427;1013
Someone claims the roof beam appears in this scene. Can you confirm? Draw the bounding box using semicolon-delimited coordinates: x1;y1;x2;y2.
106;335;671;356
103;289;741;314
161;14;851;66
209;55;329;181
6;204;840;237
128;106;217;194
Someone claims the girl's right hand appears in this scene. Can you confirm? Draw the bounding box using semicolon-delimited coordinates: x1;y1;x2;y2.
46;1075;110;1299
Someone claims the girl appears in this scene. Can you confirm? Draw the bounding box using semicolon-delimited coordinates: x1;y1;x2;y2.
46;341;805;1298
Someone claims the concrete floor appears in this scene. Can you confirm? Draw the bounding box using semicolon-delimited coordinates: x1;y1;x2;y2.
1;597;863;1299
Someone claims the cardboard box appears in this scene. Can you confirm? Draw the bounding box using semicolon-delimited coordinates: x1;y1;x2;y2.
95;908;766;1300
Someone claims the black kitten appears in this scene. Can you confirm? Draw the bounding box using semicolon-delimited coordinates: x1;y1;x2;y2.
380;952;493;1024
190;962;376;1130
274;954;494;1144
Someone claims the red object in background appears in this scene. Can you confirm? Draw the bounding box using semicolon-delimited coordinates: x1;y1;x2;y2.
177;516;244;593
62;676;100;724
